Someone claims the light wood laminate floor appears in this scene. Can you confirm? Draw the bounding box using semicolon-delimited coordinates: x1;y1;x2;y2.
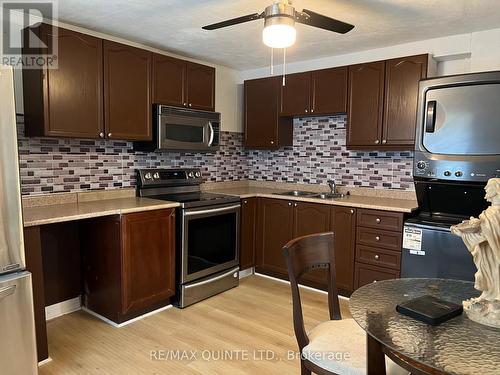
39;275;351;375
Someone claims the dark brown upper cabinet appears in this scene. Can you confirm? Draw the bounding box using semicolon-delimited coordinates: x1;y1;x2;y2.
280;72;311;116
347;61;386;148
347;54;429;150
152;54;185;108
23;25;104;139
311;67;348;115
153;56;215;111
103;40;153;141
244;77;292;149
383;54;428;146
279;67;347;117
186;62;215;111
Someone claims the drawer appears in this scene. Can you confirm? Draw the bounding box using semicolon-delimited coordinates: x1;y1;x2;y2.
357;209;403;231
354;262;399;289
356;227;402;251
355;245;401;270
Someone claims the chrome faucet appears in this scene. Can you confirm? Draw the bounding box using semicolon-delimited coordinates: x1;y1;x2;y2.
327;179;336;194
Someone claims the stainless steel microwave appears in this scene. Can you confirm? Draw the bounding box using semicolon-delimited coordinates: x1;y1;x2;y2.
134;105;221;152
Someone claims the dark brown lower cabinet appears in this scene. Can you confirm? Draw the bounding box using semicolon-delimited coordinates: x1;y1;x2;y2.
255;199;356;295
81;209;176;323
354;262;399;288
332;207;357;294
240;198;258;270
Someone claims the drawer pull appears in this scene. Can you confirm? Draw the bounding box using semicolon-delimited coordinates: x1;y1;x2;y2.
373;280;378;283
375;218;381;223
375;236;380;241
374;254;380;260
350;209;354;214
243;200;247;204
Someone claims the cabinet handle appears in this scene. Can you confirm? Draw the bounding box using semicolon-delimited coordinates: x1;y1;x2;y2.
107;133;112;138
243;200;247;204
183;103;187;107
374;255;380;260
373;280;378;283
374;140;380;144
311;108;314;113
99;132;104;138
375;218;381;223
270;140;275;145
305;109;308;113
375;236;380;241
189;103;192;107
294;203;298;207
382;139;387;144
288;202;292;206
350;209;354;214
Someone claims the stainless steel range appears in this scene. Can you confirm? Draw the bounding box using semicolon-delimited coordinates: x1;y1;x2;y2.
136;168;240;308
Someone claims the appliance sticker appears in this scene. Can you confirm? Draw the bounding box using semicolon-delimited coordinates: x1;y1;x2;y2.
403;227;423;251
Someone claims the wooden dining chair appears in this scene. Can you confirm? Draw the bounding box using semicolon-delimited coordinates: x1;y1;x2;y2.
283;232;410;375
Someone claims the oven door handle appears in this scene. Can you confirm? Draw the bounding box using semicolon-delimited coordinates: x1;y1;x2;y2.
184;267;238;290
184;204;240;217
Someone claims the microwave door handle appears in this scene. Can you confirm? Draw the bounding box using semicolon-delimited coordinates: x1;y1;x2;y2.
425;100;437;133
207;122;215;146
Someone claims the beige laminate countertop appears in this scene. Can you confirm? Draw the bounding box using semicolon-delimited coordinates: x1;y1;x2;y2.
23;197;180;227
208;187;418;213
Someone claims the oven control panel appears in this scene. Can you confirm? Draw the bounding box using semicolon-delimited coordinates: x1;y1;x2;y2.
137;168;202;187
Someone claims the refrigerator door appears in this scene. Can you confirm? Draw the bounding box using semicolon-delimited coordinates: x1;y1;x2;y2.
401;222;476;282
0;271;38;374
0;65;25;274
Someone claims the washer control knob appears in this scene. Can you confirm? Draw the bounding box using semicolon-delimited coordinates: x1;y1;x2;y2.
455;171;463;177
416;161;427;170
444;171;452;177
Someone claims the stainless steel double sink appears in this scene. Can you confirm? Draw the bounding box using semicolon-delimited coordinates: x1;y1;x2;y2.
274;190;346;200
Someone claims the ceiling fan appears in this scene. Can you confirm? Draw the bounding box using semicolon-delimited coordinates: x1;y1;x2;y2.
202;0;354;49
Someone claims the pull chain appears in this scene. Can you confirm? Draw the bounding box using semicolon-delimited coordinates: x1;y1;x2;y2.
282;48;286;86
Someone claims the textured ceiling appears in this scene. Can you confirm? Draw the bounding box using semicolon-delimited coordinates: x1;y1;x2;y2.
56;0;500;70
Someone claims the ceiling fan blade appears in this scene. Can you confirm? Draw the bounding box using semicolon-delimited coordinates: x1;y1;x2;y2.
297;9;354;34
202;13;263;30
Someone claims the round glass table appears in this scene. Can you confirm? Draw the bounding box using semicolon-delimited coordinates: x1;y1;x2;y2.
349;278;500;375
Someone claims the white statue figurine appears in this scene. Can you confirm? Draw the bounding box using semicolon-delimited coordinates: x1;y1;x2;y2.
451;178;500;328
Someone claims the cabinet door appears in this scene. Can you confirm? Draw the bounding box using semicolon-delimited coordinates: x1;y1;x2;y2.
244;77;280;148
256;198;294;276
383;54;428;147
43;26;104;138
332;207;356;293
293;202;331;288
347;61;385;148
103;41;152;141
186;62;215;111
240;198;257;270
311;67;348;115
280;72;311;116
121;209;176;314
153;54;186;107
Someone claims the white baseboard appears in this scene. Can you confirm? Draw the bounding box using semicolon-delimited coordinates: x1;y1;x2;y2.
82;304;173;328
239;267;254;279
45;297;82;321
38;357;52;367
254;272;350;301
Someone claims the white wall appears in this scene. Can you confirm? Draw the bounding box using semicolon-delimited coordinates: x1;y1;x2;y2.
11;18;242;132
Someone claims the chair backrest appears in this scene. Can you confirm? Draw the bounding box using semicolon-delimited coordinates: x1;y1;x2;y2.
283;232;342;351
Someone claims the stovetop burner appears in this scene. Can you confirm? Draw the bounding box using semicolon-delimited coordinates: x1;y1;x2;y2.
135;168;240;209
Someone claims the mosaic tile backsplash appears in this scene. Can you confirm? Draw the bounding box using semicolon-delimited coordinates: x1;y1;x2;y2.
17;115;415;195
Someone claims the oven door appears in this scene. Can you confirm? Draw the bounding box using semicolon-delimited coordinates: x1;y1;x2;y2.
181;203;240;283
158;113;214;151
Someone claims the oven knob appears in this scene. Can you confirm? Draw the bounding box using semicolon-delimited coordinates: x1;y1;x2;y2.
153;172;160;180
195;171;201;178
416;161;427;170
144;172;152;180
188;171;195;178
444;171;451;177
455;171;463;177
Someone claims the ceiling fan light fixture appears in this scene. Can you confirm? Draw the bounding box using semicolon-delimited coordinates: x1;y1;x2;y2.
262;17;296;48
